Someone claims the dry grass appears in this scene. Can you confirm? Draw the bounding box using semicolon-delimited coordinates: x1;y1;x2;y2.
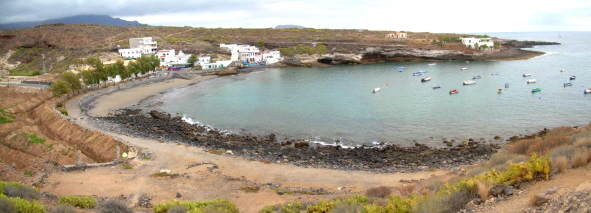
550;145;575;160
398;184;416;197
572;147;591;168
365;186;392;198
526;136;571;155
476;181;491;201
552;156;569;173
508;139;538;155
466;167;488;177
546;126;575;136
487;152;528;168
529;193;537;206
574;137;591;148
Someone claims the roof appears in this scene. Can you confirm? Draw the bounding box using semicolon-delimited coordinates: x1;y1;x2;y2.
158;50;170;52
480;38;492;40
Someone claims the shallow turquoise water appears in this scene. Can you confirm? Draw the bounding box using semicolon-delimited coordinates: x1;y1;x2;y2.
150;32;591;147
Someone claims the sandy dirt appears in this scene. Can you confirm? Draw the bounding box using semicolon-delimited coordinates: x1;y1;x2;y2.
58;74;446;212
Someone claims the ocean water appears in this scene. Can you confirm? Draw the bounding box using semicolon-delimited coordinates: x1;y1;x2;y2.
147;31;591;147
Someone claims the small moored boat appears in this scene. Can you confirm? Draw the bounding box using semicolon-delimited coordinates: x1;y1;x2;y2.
463;80;476;85
505;83;509;88
527;79;537;84
570;76;576;80
420;70;428;73
428;63;436;66
461;67;467;70
472;75;482;79
421;77;431;82
560;68;565;72
585;88;591;94
497;88;503;93
399;69;403;72
449;89;459;94
372;88;381;93
523;74;532;77
564;82;573;87
532;88;541;93
413;72;422;76
433;84;441;89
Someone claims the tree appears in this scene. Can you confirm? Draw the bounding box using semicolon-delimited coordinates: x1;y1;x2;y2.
59;72;81;90
48;80;71;97
473;42;479;50
316;44;328;54
80;70;96;87
187;54;197;67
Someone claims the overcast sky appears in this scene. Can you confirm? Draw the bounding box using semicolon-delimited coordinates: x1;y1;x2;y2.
1;0;590;33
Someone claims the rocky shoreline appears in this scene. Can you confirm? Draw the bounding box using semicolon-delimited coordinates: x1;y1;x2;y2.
87;108;542;173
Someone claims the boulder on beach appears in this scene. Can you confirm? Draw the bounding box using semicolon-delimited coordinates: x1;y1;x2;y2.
217;67;238;75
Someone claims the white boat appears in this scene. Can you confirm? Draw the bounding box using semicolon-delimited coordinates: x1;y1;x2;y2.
428;63;436;66
461;67;467;70
523;74;532;77
560;68;565;72
527;79;537;84
466;61;470;64
372;88;381;93
463;80;476;85
497;88;503;93
585;88;591;94
421;77;431;82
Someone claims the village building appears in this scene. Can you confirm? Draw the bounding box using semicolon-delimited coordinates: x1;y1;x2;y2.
219;44;282;64
460;37;494;49
156;49;192;67
118;37;158;59
385;32;407;39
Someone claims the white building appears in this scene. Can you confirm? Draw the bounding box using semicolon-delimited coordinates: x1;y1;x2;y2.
118;37;158;59
201;60;233;70
385;32;407;39
198;56;211;64
156;49;192;66
219;44;281;64
460;37;494;49
262;51;281;64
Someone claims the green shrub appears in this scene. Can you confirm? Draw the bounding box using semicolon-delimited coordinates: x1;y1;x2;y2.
95;199;133;213
259;205;275;213
0;197;17;213
167;204;187;213
0;109;15;124
0;182;22;195
10;196;45;213
413;190;476;213
27;134;46;145
328;202;364;213
59;195;96;208
487;152;524;168
58;110;68;116
3;185;40;200
122;163;133;170
153;199;238;213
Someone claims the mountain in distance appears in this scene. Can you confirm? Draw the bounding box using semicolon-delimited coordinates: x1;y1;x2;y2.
275;24;306;29
0;15;144;29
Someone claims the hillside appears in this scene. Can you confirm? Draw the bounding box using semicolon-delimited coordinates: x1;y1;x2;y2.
0;24;552;77
0;15;143;29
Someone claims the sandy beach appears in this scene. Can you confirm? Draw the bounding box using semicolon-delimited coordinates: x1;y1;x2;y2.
62;72;449;212
87;75;217;117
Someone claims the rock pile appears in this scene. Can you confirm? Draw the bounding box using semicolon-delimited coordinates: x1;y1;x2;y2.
96;109;500;173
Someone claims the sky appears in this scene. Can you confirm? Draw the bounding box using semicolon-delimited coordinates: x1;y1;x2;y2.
1;0;590;33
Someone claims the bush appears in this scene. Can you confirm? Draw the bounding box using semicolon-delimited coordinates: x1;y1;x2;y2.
476;181;491;201
59;195;96;208
547;126;574;136
167;204;187;213
412;189;476;213
574;137;591;148
550;145;575;160
526;136;571;155
488;152;526;168
50;204;77;213
10;196;45;213
466;167;488;177
4;184;40;200
0;197;17;213
153;199;238;213
328;202;364;213
0;182;22;195
398;184;416;197
572;147;591;168
365;186;392;198
58;109;68;116
95;199;133;213
553;156;569;173
508;139;537;155
424;179;445;192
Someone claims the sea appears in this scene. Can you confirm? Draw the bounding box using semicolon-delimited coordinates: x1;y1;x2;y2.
145;31;591;147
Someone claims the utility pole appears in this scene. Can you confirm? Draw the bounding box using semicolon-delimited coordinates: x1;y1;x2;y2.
42;54;46;74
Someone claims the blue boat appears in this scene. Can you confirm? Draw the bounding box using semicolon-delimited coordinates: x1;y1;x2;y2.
399;69;403;72
413;72;422;76
564;82;573;87
472;75;482;79
420;70;428;73
532;88;542;93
